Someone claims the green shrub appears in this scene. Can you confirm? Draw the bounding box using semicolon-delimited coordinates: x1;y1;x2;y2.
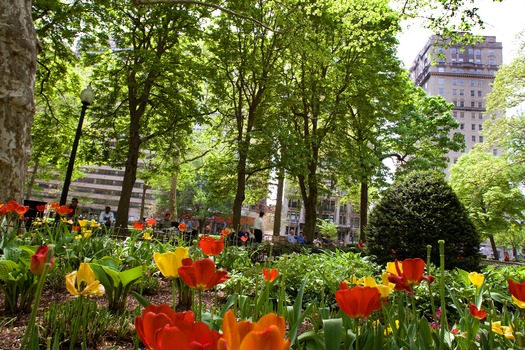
365;171;480;271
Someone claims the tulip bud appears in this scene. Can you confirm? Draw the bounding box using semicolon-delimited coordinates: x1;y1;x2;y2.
30;245;54;275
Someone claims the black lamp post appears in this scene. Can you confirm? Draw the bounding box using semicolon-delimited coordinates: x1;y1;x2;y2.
59;85;95;205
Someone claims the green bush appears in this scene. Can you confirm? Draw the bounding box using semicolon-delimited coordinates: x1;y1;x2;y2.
365;171;481;271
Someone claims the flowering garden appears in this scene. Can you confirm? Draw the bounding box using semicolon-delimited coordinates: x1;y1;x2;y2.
2;200;525;349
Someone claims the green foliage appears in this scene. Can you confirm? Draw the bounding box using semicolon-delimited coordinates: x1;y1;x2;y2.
90;258;143;313
41;297;137;349
316;219;338;240
0;246;40;313
366;171;481;271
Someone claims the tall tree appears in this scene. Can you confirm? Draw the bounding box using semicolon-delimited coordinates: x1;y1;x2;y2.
0;1;37;203
449;148;525;260
278;0;404;243
83;2;207;228
205;0;287;231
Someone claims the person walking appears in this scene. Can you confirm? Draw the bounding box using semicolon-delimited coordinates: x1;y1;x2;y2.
253;211;264;243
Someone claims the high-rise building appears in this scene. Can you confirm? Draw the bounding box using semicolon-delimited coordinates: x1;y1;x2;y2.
409;35;502;174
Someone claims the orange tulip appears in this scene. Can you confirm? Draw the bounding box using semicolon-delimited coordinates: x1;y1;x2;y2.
218;309;289;350
16;205;29;216
135;305;220;350
146;218;157;227
133;221;145;230
57;205;73;216
221;229;230;236
178;258;229;291
199;235;225;257
468;302;487;320
240;235;248;242
335;282;383;319
30;245;54;275
263;268;278;282
387;258;435;291
178;222;187;232
49;202;60;210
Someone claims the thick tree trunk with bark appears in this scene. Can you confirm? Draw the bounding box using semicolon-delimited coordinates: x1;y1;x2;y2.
232;144;248;232
489;234;499;261
0;0;37;203
298;162;319;243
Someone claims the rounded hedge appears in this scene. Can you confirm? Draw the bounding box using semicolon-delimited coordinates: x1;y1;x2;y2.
365;171;480;271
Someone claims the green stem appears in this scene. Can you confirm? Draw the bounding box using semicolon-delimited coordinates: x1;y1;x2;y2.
426;245;436;319
19;247;53;350
198;289;203;322
438;240;447;350
171;278;178;311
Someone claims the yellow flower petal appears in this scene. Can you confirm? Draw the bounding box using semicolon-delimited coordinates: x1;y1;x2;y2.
512;295;525;309
153;247;189;279
78;219;88;227
468;272;484;287
65;271;79;296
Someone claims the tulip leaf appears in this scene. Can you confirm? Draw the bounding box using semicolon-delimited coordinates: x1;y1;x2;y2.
132;291;151;308
119;266;143;287
297;331;325;349
323;318;343;350
0;260;18;282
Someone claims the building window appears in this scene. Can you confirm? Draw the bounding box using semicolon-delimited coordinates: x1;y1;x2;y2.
469;69;475;74
438;78;445;85
452;79;457;85
479;124;483;131
471;101;475;107
459;79;464;85
476;69;482;74
479;113;483;119
452;68;457;73
460;112;464;118
460;123;465;130
453;100;458;107
459;100;465;107
471;113;475;119
451;48;457;54
470;80;476;87
470;90;475;97
458;69;464;73
478;80;482;87
475;59;481;64
438;88;445;95
459;58;464;63
478;91;482;97
468;48;474;54
489;49;495;56
459;89;465;96
471;124;476;130
453;111;457;118
472;135;476;142
438;67;445;72
288;199;300;208
452;89;457;96
478;101;483;108
489;59;496;65
469;59;474;63
475;49;481;55
479;135;484;142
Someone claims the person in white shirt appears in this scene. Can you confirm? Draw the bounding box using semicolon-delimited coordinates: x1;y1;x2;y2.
287;229;296;243
99;206;114;229
253;211;264;243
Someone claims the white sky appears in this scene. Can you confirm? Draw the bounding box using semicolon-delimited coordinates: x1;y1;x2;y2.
397;0;525;68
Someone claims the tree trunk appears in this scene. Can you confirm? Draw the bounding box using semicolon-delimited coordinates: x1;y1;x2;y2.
26;158;39;199
298;167;319;243
273;167;285;236
170;172;178;220
115;115;141;230
140;181;147;220
232;146;248;232
359;181;368;242
489;234;499;260
0;0;37;203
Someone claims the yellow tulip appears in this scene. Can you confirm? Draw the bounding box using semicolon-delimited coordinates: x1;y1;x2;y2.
78;219;88;227
386;261;403;275
468;272;484;287
83;230;92;238
74;235;82;240
65;263;105;296
511;295;525;309
492;321;514;340
153;247;189;279
360;273;394;299
143;232;152;240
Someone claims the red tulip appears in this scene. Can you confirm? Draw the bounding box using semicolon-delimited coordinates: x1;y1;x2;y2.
468;302;487;320
335;282;383;319
146;218;157;227
178;222;187;232
263;268;279;282
240;235;249;242
508;279;525;303
30;245;54;275
16;205;29;216
36;204;47;212
178;258;230;291
388;258;435;291
49;202;60;210
57;205;73;216
133;221;145;230
199;235;225;257
135;305;220;350
221;229;230;236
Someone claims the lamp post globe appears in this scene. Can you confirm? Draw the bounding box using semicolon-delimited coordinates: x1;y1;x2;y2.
59;85;95;206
